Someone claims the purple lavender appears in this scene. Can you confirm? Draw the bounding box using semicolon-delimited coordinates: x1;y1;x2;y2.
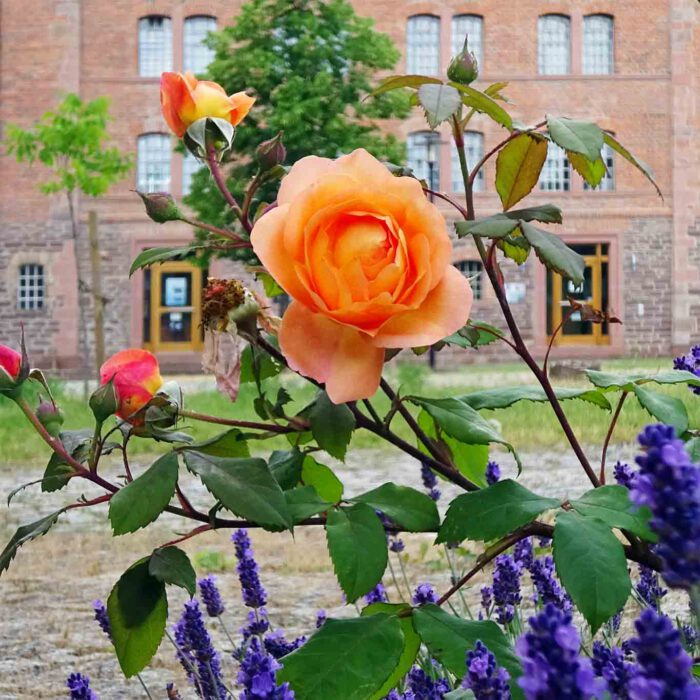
66;673;98;700
462;640;511;699
240;609;270;639
614;461;637;489
591;642;634;699
516;604;604;699
513;537;534;570
627;608;700;699
233;529;268;608
92;600;111;640
390;537;405;553
412;583;437;606
635;565;667;610
674;345;700;394
238;637;295;700
632;425;700;589
405;666;450;699
485;461;501;486
199;576;225;618
480;586;493;615
682;622;699;650
364;583;388;605
492;555;522;625
421;462;441;501
529;556;572;612
315;610;327;629
264;629;306;659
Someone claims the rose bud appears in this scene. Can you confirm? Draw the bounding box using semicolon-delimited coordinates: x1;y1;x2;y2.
136;191;183;224
99;349;163;425
89;377;118;423
256;132;286;171
447;36;479;86
36;400;64;437
160;72;255;138
0;344;24;395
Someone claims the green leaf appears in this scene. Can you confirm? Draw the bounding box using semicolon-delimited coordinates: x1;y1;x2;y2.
459;385;611;411
445;690;476;700
277;614;405;700
414;605;523;699
301;455;344;502
553;511;631;634
42;428;94;492
326;503;388;602
585;369;700;391
604;132;662;198
361;603;420;699
418;84;462;129
571;485;657;542
495;133;549;209
444;322;502;349
547;116;604;161
449;83;513;129
149;546;196;597
129;245;205;276
685;437;700;462
107;558;168;677
108;453;179;536
370;74;442;97
187;429;250;458
285;486;333;522
184;451;292;530
519;221;585;285
497;234;531;264
569;152;606;188
438;480;559;544
240;345;283;384
269;449;304;489
309;391;355;461
410;397;522;472
632;384;689;435
0;509;65;576
455;216;520;239
351;483;440;532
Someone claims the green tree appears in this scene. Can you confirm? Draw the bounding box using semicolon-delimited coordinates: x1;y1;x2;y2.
186;0;409;259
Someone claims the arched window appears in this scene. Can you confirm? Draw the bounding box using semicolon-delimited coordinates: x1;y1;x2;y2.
451;131;485;193
584;142;615;191
137;134;171;192
182;152;203;197
138;16;172;77
451;15;483;70
406;15;440;75
538;15;570;75
583;14;614;74
539;143;571;191
17;263;45;310
455;260;483;299
407;131;441;190
184;16;217;74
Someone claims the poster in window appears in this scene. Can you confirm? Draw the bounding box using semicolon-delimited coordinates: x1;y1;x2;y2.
165;276;188;306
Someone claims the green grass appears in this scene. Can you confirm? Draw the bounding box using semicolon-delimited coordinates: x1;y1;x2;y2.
0;356;695;466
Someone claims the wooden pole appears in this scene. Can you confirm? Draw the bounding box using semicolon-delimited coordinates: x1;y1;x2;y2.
87;210;106;377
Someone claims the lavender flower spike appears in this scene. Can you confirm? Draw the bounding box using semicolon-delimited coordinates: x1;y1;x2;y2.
66;673;98;700
232;529;268;608
485;460;501;486
462;640;511;699
238;637;295;700
199;575;225;617
92;600;111;640
412;582;437;606
591;641;634;699
492;554;522;625
364;583;388;605
421;462;441;501
635;565;667;610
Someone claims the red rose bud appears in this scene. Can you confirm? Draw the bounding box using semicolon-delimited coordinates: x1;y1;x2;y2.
136;191;183;224
256;132;286;171
0;344;23;394
447;36;479;85
99;349;163;425
89;377;118;423
36;400;64;437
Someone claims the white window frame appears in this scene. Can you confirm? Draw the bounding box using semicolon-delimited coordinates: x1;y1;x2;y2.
539;143;571;191
538;14;571;75
184;15;217;74
456;260;483;300
451;131;485;193
406;15;441;75
17;263;45;311
407;131;441;190
138;16;172;77
583;14;614;75
137;134;171;193
451;15;483;71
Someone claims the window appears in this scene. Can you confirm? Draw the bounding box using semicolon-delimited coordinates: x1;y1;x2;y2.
182;152;203;196
451;15;483;70
538;15;570;75
137;134;171;192
184;16;217;74
584;143;615;191
406;15;440;75
138;16;172;77
456;260;483;300
407;132;441;190
451;131;485;193
17;264;45;310
583;15;614;75
539;143;570;191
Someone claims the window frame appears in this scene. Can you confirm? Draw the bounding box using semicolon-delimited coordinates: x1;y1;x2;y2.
582;14;614;75
537;14;571;75
17;263;45;311
539;143;571;192
583;142;615;191
451;14;484;70
452;131;485;193
407;130;442;191
406;14;441;76
183;15;217;75
455;260;484;300
138;15;173;78
137;133;172;193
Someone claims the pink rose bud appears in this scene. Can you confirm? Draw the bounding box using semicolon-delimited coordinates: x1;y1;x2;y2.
0;344;24;395
256;132;286;171
36;400;64;437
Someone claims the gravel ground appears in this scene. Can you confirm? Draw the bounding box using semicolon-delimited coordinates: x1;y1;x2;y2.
0;444;687;699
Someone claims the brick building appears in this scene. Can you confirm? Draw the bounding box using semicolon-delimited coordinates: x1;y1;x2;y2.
0;0;698;374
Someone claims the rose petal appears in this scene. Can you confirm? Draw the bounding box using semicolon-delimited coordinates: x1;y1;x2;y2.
160;72;195;137
228;91;256;126
278;155;334;206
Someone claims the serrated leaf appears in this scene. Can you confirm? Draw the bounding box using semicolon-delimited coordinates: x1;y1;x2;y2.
585;369;700;391
129;245;205;276
370;74;442;97
269;449;304;490
149;546;196;597
285;486;333;522
438;480;559;544
632;384;689;435
571;485;657;542
449;83;513;129
497;233;531;264
458;385;611;411
277;614;405;700
0;509;65;576
184;451;292;530
309;391;355;461
444;322;502;350
553;511;631;634
519;221;585;285
418;84;462;129
187;429;250;458
547;116;604;161
604;132;662;198
569;152;606;188
326;503;387;602
108;453;179;536
42;428;93;492
240;345;283;384
456;205;563;239
351;483;439;532
107;558;168;677
301;455;344;502
495;133;548;209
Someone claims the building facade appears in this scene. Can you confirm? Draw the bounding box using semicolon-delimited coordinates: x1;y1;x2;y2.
0;0;698;374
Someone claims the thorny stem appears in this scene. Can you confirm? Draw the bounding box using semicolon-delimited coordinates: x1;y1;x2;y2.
179;408;304;434
206;145;252;234
543;307;575;377
600;392;629;484
121;435;134;482
180;216;252;247
160;524;213;548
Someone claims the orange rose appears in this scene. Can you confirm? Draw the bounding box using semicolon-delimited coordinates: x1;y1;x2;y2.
251;149;473;403
0;345;22;382
160;72;255;138
99;349;163;423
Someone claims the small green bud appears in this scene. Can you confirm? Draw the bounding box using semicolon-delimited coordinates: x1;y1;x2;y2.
136;191;183;224
89;378;118;423
256;132;286;171
36;400;64;437
447;36;479;85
